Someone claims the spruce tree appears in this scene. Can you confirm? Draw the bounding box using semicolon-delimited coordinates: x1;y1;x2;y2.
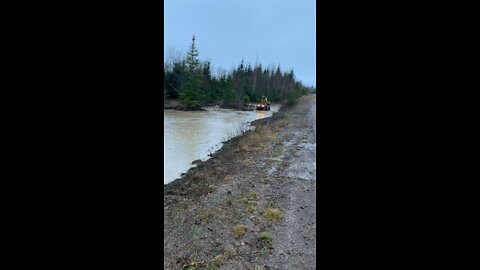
179;35;203;109
185;35;200;72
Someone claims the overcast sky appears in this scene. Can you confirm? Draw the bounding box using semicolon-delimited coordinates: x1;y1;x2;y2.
164;0;316;87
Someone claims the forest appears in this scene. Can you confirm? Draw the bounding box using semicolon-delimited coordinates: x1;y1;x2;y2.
164;36;316;110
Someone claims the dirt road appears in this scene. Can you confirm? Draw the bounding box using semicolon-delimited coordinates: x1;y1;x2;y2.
164;95;316;269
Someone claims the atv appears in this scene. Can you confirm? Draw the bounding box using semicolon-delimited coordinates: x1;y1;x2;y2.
256;102;271;111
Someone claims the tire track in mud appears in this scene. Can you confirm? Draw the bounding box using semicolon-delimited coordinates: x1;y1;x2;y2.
259;95;317;269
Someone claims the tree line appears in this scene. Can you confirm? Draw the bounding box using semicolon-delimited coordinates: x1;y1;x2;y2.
164;36;316;110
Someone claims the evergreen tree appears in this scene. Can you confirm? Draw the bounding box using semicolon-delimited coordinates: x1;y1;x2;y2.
179;35;203;109
185;35;200;72
201;60;213;103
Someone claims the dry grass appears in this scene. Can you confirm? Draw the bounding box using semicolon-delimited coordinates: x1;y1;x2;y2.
245;203;257;213
240;158;254;167
233;224;247;238
273;146;284;156
198;211;214;223
238;197;249;204
249;191;260;200
211;254;224;267
263;208;284;221
236;125;277;152
223;245;238;258
271;118;289;132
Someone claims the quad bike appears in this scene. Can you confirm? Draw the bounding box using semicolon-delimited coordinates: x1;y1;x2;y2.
256;102;271;111
256;97;271;111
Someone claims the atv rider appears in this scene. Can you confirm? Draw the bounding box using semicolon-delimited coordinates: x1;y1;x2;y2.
260;96;268;106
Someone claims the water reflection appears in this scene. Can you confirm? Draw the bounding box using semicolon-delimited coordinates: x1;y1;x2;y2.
164;104;280;184
256;111;266;119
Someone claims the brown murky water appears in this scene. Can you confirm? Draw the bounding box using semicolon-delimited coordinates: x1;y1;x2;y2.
164;105;280;184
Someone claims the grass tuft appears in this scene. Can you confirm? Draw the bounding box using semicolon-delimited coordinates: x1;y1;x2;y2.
273;146;284;156
198;211;214;223
258;232;273;244
211;254;224;267
223;245;238;258
233;224;247;238
238;197;249;204
249;191;260;200
245;203;257;213
263;208;284;221
260;178;271;184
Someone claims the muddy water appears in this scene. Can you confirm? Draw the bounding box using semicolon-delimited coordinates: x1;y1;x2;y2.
164;105;280;184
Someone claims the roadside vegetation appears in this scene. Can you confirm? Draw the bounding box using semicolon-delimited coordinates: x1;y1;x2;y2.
263;208;284;221
164;36;316;110
235;124;277;153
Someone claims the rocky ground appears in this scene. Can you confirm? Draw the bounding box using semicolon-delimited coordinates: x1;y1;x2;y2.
164;95;317;269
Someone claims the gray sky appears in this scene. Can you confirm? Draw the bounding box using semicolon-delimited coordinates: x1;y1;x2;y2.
164;0;316;87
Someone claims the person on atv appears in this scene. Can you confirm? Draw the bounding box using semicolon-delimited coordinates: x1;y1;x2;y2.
260;96;268;106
